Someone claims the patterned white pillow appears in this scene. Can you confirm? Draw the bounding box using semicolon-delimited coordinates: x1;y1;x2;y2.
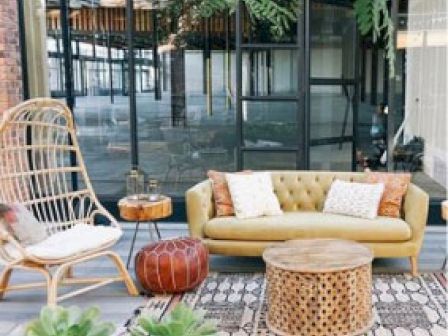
225;172;283;219
323;180;385;219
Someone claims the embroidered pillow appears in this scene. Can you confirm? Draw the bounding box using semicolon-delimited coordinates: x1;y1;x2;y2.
323;180;384;219
3;203;48;246
366;172;411;217
207;170;251;217
225;172;282;219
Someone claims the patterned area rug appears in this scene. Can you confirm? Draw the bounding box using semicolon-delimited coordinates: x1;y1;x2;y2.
119;273;446;336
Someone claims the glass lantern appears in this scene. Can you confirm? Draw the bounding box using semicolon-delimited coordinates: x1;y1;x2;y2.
147;179;161;201
126;169;145;196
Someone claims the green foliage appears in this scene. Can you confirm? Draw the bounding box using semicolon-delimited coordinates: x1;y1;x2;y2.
130;303;217;336
190;0;296;38
159;0;395;76
196;0;236;17
354;0;395;77
25;306;115;336
191;0;395;76
243;0;297;37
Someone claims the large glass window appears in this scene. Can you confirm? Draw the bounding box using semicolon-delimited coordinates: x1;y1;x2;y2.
242;49;298;97
42;0;358;199
309;1;357;171
310;1;356;79
45;2;131;195
243;101;298;147
134;7;237;195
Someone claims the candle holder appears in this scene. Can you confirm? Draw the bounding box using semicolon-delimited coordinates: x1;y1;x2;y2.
147;179;161;202
125;169;146;196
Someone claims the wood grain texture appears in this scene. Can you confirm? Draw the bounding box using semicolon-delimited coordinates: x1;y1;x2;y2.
263;239;373;273
263;239;373;336
118;196;172;222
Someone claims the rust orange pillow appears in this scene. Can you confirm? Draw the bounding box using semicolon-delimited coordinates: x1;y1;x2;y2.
207;170;251;217
366;172;411;218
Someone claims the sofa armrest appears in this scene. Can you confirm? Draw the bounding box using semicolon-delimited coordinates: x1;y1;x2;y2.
403;183;429;249
186;180;214;238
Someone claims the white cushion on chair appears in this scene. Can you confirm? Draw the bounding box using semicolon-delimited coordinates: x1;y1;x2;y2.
24;224;122;260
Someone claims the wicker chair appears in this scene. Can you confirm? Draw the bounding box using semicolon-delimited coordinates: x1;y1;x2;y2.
0;98;138;306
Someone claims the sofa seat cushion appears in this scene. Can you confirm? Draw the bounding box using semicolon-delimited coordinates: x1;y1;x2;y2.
204;212;411;242
23;224;122;260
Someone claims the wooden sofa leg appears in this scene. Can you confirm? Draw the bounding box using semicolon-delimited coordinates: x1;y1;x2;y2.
409;256;418;277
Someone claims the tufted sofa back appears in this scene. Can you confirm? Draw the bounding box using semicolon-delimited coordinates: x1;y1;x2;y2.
270;171;365;212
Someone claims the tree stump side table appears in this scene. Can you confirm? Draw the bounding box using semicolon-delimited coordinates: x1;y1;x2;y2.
118;195;172;269
263;239;374;336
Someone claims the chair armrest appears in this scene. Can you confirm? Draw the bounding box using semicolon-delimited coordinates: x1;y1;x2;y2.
403;183;429;248
186;180;214;239
88;198;119;228
0;227;27;262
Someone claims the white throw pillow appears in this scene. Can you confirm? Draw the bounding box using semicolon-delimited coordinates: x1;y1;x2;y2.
323;179;384;219
225;172;282;219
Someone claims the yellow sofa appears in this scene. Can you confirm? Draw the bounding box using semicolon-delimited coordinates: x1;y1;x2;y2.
186;171;429;275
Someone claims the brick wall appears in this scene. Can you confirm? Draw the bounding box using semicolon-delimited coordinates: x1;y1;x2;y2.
0;1;22;114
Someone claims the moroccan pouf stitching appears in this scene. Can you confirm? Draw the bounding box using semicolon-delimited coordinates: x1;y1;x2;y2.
135;237;209;293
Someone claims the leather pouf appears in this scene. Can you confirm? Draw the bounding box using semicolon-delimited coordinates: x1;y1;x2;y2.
135;237;209;293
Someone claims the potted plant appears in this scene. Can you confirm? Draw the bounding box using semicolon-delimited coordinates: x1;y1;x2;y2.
130;303;217;336
25;305;115;336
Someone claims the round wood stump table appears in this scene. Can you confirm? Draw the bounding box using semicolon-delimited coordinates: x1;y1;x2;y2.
118;195;172;268
263;239;374;336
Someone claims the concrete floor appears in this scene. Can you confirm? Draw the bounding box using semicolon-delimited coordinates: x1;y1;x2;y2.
1;223;446;336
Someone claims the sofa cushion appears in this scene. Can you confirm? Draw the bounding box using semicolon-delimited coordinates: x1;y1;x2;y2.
226;172;282;219
366;172;411;218
323;180;384;219
204;212;411;242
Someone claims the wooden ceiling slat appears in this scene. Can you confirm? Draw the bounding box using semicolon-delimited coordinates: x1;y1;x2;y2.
46;7;236;35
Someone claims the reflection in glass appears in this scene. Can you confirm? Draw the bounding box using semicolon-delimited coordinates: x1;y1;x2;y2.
310;1;356;79
242;49;298;97
242;101;297;147
311;85;354;140
310;85;354;170
310;143;352;171
136;10;237;195
243;151;297;170
45;1;131;195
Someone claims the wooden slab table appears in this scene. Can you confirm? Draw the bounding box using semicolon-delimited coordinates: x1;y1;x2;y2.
118;195;172;268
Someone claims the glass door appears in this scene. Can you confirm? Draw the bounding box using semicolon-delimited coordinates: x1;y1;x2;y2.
236;1;307;170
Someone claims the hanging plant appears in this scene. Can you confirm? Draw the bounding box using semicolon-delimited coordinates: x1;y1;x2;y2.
354;0;395;77
170;0;395;77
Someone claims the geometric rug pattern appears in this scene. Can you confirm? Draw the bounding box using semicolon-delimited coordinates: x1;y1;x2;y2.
119;273;447;336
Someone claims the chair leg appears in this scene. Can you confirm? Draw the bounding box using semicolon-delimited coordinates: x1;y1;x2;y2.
64;266;74;279
409;256;418;277
0;266;13;299
48;265;66;307
107;251;138;296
